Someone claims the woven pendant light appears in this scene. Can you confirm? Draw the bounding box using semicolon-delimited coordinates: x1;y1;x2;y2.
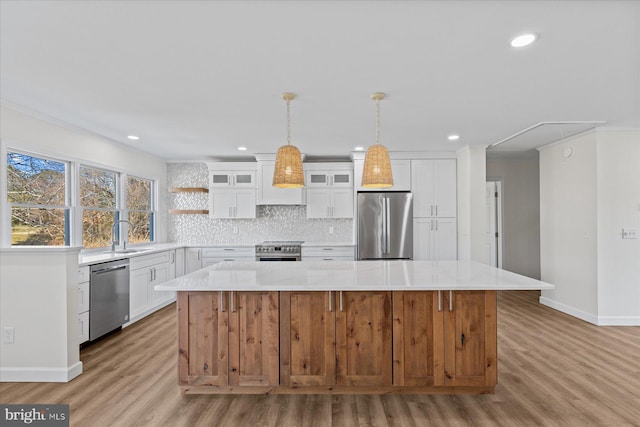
362;92;393;188
273;92;304;188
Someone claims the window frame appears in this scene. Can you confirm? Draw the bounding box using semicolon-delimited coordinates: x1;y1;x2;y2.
125;174;156;245
78;164;121;250
2;145;159;250
5;149;72;247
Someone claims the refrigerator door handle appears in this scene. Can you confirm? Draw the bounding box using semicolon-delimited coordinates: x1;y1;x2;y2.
385;196;391;254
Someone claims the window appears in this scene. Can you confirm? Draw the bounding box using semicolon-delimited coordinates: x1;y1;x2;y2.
127;176;154;244
7;151;70;246
79;166;118;249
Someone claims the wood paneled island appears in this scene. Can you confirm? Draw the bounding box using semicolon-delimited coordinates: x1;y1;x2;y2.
155;260;554;394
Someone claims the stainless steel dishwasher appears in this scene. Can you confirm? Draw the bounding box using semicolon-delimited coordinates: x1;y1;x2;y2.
90;258;130;341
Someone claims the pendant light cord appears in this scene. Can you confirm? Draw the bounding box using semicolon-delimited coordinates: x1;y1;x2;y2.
286;99;291;146
376;99;380;145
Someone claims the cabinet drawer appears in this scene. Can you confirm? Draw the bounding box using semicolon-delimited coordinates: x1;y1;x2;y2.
78;266;90;283
129;251;171;270
302;256;355;261
202;247;255;257
301;246;355;258
202;257;255;267
78;311;89;344
78;281;90;314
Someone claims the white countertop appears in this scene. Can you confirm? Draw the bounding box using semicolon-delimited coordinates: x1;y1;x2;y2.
79;243;183;266
301;242;355;247
155;260;555;292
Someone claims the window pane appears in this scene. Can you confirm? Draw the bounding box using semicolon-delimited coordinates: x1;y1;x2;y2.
7;152;66;205
79;166;116;208
128;211;151;244
82;209;116;249
11;207;68;246
127;176;151;210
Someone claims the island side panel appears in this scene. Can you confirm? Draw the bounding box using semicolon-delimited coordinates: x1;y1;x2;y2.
280;291;336;387
392;291;444;386
443;290;497;387
229;291;280;386
336;291;393;387
177;292;228;386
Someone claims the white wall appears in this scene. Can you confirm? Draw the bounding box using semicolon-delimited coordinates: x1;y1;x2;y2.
596;131;640;323
539;129;640;325
0;105;169;244
487;153;541;279
457;145;487;262
0;248;83;382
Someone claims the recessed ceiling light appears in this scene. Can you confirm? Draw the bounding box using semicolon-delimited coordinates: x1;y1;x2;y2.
447;134;460;141
510;33;537;48
127;135;140;140
237;146;248;151
354;146;365;151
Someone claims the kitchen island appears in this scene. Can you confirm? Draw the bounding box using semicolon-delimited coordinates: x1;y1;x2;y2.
155;260;554;394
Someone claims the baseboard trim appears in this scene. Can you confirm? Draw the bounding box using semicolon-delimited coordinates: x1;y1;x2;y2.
539;296;598;325
0;361;83;383
539;297;640;326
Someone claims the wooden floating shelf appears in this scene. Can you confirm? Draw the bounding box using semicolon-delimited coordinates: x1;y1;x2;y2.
169;187;209;193
168;209;209;215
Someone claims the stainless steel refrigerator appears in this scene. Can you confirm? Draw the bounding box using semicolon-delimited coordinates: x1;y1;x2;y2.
357;192;413;260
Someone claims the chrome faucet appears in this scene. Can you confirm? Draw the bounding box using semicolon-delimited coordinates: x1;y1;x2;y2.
111;220;133;252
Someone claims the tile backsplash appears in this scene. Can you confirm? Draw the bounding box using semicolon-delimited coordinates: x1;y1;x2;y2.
167;163;353;245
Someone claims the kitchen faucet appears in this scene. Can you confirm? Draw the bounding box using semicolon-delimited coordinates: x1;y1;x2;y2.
111;219;133;252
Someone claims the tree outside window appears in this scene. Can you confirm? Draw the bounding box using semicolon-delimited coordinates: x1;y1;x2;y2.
7;151;70;246
127;176;154;244
80;166;118;249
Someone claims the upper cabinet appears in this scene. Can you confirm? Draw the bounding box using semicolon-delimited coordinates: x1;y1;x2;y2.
306;170;353;188
411;159;456;218
256;160;305;205
210;171;256;188
304;163;354;219
353;158;411;191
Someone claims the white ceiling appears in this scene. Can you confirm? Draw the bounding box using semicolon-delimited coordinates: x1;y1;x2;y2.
1;1;639;161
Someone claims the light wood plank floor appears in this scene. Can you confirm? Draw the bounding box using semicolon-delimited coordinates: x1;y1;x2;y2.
1;291;639;426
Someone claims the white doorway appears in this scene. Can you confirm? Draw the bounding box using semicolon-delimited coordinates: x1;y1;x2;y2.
486;180;503;268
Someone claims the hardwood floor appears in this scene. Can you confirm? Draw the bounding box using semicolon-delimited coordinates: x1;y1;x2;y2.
2;291;639;426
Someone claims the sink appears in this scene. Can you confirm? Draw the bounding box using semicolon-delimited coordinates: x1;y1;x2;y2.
111;248;152;254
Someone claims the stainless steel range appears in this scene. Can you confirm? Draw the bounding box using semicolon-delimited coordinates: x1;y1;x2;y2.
255;241;303;261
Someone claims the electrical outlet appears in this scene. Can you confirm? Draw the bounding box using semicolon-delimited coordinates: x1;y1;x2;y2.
3;327;15;344
622;229;637;239
233;227;239;234
329;226;334;234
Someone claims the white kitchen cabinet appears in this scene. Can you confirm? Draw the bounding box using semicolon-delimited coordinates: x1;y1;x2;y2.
411;159;457;218
209;170;256;188
129;251;174;322
305;170;353;188
77;266;90;344
354;159;411;191
185;248;202;273
210;189;256;219
306;188;354;219
413;218;457;260
201;246;255;266
175;248;185;277
301;245;355;261
257;161;305;205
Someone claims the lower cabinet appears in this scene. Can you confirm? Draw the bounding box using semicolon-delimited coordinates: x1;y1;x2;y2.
178;290;496;392
129;251;174;321
178;291;279;388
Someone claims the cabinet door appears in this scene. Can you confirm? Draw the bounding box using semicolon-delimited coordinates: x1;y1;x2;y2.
229;291;280;386
306;189;331;218
280;292;336;387
148;263;170;306
175;248;185;277
433;159;457;217
210;171;232;187
393;291;444;386
130;268;150;319
210;191;235;218
443;291;497;387
411;160;436;217
331;189;354;218
78;311;89;344
335;291;392;386
433;218;457;260
185;248;202;273
413;218;432;261
232;171;255;188
306;172;329;187
168;250;177;280
234;190;256;218
177;292;229;386
330;171;353;188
